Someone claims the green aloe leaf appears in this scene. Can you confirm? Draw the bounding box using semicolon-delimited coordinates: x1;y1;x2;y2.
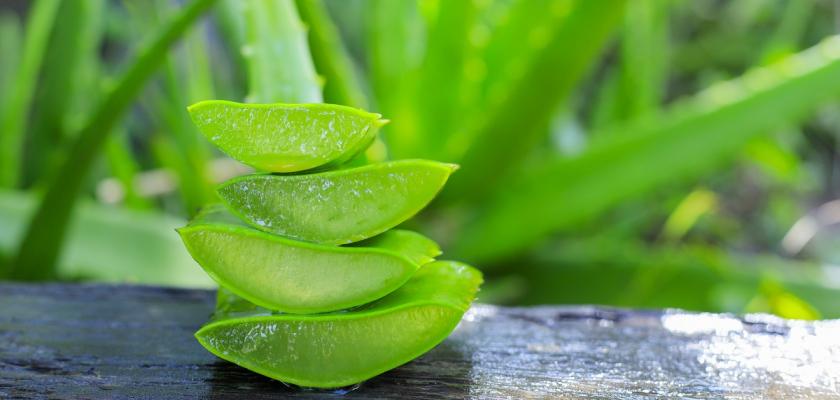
366;0;424;160
414;0;479;159
442;0;627;202
188;100;385;172
217;159;457;244
453;35;840;265
242;0;322;103
0;13;22;114
178;205;439;314
24;0;104;187
195;260;482;388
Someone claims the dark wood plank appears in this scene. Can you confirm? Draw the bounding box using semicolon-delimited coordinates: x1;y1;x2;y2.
1;283;839;399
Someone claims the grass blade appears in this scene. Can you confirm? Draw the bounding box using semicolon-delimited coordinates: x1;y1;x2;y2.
452;36;840;264
443;0;627;202
0;0;61;188
7;0;218;280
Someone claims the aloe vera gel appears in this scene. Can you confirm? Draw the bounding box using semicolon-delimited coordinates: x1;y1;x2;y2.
181;101;482;388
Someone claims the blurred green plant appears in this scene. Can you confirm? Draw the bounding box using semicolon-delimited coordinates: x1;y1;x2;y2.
1;0;839;318
0;189;211;287
0;0;60;187
452;35;840;264
4;0;217;280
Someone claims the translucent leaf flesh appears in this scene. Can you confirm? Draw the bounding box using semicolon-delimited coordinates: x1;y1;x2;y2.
217;160;458;244
195;260;483;388
179;206;441;314
188;100;386;172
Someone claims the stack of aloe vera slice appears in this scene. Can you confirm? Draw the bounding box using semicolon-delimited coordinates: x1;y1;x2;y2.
178;100;483;388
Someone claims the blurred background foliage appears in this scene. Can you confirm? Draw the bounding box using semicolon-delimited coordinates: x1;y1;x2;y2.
1;0;840;319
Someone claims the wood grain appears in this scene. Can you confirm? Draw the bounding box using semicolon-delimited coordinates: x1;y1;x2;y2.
1;283;838;399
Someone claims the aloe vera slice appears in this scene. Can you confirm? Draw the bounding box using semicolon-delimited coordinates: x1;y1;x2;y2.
178;206;440;314
351;229;440;266
188;100;386;172
218;159;458;244
195;260;483;388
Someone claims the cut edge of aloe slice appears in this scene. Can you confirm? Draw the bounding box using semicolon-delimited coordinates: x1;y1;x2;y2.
217;159;459;244
187;100;389;172
178;214;439;314
194;260;482;388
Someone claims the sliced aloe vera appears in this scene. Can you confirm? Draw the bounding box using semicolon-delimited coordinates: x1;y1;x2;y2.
178;206;440;314
195;260;483;388
217;159;458;244
351;229;440;266
188;100;386;172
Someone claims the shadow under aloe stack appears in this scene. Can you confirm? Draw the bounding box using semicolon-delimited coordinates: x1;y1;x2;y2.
177;100;483;388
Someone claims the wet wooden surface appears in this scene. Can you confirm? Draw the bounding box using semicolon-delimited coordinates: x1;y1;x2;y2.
1;282;839;399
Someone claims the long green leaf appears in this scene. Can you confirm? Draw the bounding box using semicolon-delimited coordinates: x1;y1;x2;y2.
295;0;368;108
24;0;104;187
452;35;840;264
442;0;626;202
414;0;479;159
0;13;22;116
7;0;217;280
616;1;670;120
180;20;216;102
591;0;670;132
144;3;216;215
213;0;248;100
459;0;572;158
366;0;424;159
0;0;61;188
243;0;322;103
474;0;555;105
164;57;216;215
